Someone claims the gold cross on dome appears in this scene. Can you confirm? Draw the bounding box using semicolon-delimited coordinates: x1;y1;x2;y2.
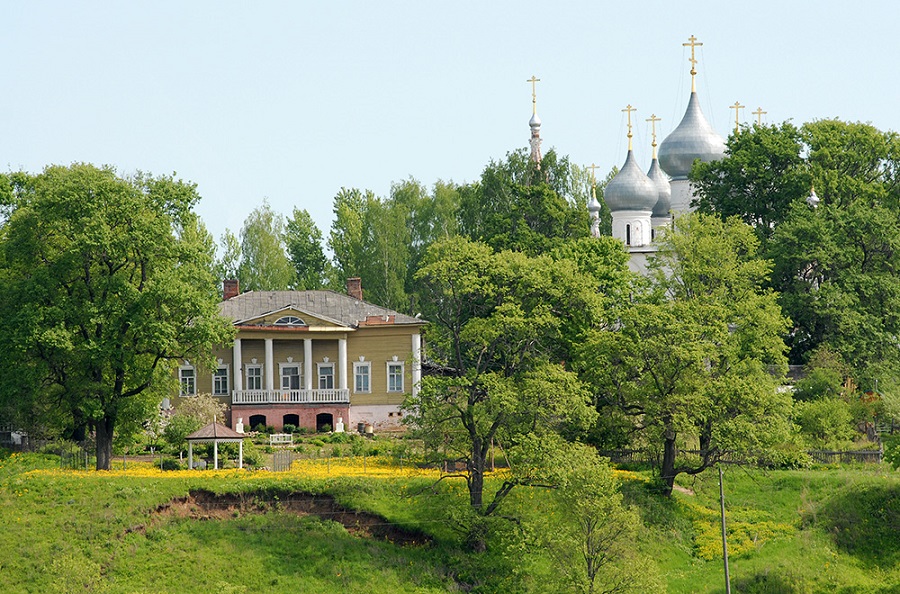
683;35;703;91
752;106;767;126
646;113;662;152
527;75;541;113
730;101;745;135
587;162;600;186
622;104;636;150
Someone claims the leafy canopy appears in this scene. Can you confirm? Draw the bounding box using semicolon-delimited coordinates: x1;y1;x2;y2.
0;164;233;469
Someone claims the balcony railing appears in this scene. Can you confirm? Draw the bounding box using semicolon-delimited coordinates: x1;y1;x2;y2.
232;388;350;405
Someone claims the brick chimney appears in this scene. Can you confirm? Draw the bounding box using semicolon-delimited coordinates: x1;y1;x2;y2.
223;279;240;300
346;277;363;301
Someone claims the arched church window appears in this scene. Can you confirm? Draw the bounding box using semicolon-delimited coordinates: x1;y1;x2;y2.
625;224;632;246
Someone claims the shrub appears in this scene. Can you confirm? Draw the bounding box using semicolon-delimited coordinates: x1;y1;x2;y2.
884;434;900;470
326;432;353;444
319;424;332;433
283;424;297;434
350;438;367;457
38;440;84;457
242;440;263;467
794;399;855;446
161;458;181;471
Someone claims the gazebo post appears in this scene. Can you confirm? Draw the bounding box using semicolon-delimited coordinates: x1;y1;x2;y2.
188;442;193;470
213;441;219;470
239;440;243;469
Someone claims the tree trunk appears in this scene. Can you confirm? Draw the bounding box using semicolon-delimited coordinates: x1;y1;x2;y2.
467;437;488;552
95;414;115;470
67;407;88;442
660;430;677;497
469;437;485;509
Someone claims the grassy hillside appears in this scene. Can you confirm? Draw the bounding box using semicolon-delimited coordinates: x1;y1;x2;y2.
0;450;897;593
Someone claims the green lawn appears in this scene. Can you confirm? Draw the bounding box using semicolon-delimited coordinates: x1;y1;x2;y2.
1;450;897;593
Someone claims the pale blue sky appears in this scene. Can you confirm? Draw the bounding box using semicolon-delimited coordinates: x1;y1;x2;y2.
5;1;899;246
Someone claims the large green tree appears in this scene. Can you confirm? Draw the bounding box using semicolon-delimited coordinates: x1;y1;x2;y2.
406;237;618;549
579;214;791;495
458;148;590;255
236;200;295;291
0;164;233;469
692;122;811;244
328;186;413;311
284;207;331;290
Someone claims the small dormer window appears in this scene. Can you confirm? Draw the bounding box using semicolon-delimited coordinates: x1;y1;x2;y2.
274;316;306;326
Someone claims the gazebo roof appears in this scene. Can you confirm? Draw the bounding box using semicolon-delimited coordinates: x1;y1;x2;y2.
186;422;245;443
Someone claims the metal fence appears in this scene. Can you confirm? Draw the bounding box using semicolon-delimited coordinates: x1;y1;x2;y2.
807;450;883;464
272;450;297;472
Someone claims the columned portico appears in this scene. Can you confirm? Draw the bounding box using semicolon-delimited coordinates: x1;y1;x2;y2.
230;334;352;420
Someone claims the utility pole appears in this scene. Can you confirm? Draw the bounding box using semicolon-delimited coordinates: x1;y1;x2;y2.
719;465;731;594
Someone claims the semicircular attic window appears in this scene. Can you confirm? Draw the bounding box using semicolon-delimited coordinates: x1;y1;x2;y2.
274;315;306;327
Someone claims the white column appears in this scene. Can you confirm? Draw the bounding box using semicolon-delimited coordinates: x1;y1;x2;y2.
265;338;274;391
304;338;313;391
338;337;348;390
238;440;243;470
411;333;421;398
213;442;219;470
188;442;193;470
233;338;243;392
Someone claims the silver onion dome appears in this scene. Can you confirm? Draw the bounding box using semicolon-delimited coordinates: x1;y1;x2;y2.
604;150;659;212
658;92;726;180
529;112;542;128
647;158;672;217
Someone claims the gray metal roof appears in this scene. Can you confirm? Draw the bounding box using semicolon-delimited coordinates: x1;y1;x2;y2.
658;91;726;180
218;290;425;328
604;150;659;212
186;422;245;441
647;157;672;217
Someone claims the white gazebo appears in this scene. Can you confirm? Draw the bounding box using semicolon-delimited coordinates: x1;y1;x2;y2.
185;422;245;470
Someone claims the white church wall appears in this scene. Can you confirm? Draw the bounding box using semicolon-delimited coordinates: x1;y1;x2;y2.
611;210;653;247
668;180;695;214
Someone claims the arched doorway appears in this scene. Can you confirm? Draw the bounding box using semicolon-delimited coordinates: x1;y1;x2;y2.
248;415;267;432
316;412;334;433
282;414;300;430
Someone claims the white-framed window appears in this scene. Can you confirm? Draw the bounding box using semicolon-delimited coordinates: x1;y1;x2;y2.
353;361;371;393
280;363;302;390
318;363;334;390
387;361;404;393
179;363;196;396
274;315;306;327
213;366;229;396
245;364;262;390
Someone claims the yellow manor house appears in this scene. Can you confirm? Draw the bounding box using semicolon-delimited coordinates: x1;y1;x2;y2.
174;279;426;433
